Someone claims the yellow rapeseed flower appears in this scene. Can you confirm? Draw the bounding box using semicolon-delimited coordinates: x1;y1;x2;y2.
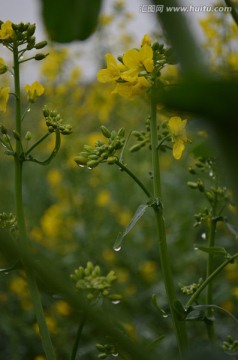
121;44;154;82
0;20;14;40
24;81;44;102
0;86;10;112
168;116;188;160
97;54;123;83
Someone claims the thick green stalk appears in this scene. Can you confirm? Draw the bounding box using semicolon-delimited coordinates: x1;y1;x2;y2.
150;85;188;356
13;43;56;360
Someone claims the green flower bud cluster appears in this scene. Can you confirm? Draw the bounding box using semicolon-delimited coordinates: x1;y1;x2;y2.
96;342;118;359
0;212;17;234
223;335;238;355
74;126;125;169
0;21;48;57
129;118;169;153
152;42;177;76
43;106;72;135
70;261;122;303
193;208;211;227
179;278;203;295
188;156;233;226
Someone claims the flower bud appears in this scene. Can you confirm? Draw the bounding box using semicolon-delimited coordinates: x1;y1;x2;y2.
0;124;8;134
74;155;88;166
107;156;117;164
187;181;198;189
13;130;20;141
101;125;111;138
25;131;32;141
35;40;48;49
27;24;36;36
35;53;48;61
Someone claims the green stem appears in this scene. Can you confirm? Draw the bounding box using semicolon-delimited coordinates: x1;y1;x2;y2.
205;216;217;343
115;160;152;198
13;42;56;360
150;84;188;356
71;315;86;360
186;252;238;308
25;132;50;156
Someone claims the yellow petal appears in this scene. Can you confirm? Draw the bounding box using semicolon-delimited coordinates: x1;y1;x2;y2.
140;44;154;72
112;82;133;98
0;86;10;112
173;139;185;160
141;34;152;46
168;117;187;136
123;49;140;69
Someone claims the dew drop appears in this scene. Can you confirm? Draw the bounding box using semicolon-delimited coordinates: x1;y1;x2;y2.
113;245;121;252
79;164;85;168
87;167;93;170
112;300;120;305
112;353;119;357
201;233;206;240
194;246;198;251
209;171;213;177
27;108;31;112
162;313;169;318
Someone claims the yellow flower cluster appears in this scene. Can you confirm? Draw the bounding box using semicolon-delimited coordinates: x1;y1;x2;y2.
97;34;154;98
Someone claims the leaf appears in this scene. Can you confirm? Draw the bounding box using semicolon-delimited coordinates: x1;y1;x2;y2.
226;222;238;237
146;335;165;349
113;204;149;251
0;261;20;275
191;305;238;325
41;0;103;42
195;245;230;257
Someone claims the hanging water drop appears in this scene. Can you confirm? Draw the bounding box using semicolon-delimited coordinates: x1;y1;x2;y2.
194;246;198;251
113;245;121;252
201;233;206;239
112;353;119;357
112;300;120;305
27;108;31;112
87;166;93;170
79;164;85;168
162;313;169;318
209;171;213;177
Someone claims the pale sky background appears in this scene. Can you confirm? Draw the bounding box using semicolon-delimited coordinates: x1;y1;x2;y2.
0;0;218;82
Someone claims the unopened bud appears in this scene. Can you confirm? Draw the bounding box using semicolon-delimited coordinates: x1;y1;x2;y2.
13;130;21;141
35;53;48;61
35;41;47;49
101;125;111;138
25;131;32;141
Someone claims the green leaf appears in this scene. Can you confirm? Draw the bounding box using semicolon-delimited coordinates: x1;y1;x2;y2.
113;204;149;251
226;222;238;237
191;305;238;325
195;245;230;257
146;335;165;349
41;0;103;42
173;300;187;320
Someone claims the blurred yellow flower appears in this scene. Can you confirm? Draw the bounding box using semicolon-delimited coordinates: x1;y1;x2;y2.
54;300;71;316
47;168;62;187
34;356;46;360
0;57;8;74
168;116;188;160
9;276;27;296
24;81;44;102
34;315;58;335
0;20;14;40
0;86;10;112
96;189;111;207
